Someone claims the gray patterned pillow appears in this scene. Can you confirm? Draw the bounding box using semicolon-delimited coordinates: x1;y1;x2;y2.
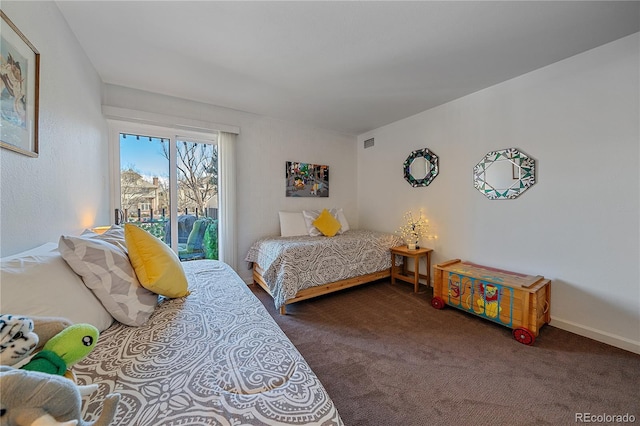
58;227;158;326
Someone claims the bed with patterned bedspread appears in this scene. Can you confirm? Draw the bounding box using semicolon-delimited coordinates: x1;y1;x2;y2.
75;260;343;425
245;230;404;313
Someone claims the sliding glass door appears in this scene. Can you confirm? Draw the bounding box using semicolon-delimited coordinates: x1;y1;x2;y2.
173;138;218;261
116;127;219;261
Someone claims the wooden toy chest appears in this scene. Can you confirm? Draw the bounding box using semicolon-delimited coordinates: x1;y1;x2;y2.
432;259;551;345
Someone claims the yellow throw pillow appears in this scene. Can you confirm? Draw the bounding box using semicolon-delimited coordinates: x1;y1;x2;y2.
124;224;190;298
312;209;342;237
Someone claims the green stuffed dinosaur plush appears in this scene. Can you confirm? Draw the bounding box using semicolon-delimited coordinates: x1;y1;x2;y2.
0;366;120;426
21;324;98;377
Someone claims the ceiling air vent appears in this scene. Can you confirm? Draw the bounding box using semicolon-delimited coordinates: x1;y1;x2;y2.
364;138;375;149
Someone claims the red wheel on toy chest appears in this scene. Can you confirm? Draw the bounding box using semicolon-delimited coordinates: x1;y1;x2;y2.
513;327;535;345
431;296;445;310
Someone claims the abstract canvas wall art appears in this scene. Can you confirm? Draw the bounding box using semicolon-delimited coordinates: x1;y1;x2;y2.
286;161;329;197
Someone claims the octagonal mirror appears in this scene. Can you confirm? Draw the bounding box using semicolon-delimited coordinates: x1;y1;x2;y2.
404;148;439;187
474;148;536;199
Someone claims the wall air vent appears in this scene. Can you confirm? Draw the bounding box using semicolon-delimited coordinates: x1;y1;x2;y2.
364;138;375;149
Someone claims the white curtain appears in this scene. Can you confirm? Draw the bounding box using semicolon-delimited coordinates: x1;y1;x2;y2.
218;131;237;271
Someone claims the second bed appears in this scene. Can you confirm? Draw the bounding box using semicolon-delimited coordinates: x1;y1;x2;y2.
245;229;404;314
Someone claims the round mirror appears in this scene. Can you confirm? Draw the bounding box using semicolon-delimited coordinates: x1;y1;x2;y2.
409;157;431;180
484;159;517;190
403;148;439;187
474;148;536;199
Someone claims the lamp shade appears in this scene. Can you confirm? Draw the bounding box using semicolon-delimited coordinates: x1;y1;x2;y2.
92;226;111;235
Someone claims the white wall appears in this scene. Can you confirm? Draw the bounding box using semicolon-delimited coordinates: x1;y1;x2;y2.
357;34;640;353
0;2;109;257
102;85;357;283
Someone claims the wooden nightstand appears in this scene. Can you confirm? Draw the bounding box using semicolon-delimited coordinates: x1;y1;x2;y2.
390;245;433;293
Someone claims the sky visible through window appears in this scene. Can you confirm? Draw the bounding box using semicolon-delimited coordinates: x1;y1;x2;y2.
120;134;168;183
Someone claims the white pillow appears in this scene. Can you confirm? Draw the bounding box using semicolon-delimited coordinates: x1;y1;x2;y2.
0;243;114;331
59;227;158;326
278;211;308;237
335;208;350;233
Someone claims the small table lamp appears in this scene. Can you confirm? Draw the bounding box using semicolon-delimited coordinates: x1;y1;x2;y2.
92;226;111;235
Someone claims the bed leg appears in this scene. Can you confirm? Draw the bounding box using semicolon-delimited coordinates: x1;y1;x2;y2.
279;305;287;315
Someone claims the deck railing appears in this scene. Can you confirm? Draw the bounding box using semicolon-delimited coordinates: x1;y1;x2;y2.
115;208;219;261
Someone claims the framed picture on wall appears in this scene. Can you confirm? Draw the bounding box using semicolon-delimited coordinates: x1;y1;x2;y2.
286;161;329;197
0;11;39;157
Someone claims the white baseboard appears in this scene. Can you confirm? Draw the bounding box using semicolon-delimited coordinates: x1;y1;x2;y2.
550;317;640;355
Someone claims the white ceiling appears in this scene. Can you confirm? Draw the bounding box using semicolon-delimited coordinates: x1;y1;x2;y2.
55;1;639;136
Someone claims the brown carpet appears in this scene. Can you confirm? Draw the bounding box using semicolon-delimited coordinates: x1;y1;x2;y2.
250;280;640;426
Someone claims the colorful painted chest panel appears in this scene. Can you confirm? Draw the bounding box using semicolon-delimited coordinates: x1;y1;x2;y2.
433;259;551;345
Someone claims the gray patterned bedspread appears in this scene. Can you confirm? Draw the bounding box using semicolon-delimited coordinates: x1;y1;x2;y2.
75;260;343;425
245;230;404;309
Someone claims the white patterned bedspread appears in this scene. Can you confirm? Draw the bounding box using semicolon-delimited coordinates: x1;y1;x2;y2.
75;260;343;425
245;230;404;309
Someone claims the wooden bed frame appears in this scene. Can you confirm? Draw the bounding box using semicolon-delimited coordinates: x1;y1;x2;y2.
252;264;391;314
